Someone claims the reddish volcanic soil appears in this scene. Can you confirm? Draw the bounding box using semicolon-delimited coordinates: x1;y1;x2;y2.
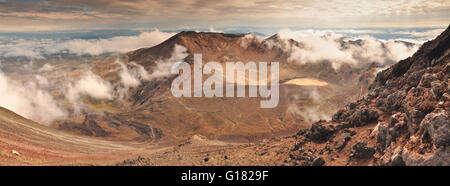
0;105;294;166
0;106;162;165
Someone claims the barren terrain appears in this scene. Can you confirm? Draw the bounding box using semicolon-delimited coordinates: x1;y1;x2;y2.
0;27;448;166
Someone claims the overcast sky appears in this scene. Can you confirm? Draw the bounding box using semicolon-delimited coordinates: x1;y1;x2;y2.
0;0;449;32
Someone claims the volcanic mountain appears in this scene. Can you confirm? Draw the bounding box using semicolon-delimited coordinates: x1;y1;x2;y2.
115;25;449;166
0;27;447;165
55;31;379;143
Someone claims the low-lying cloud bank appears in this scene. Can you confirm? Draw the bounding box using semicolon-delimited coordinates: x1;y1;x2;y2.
0;28;443;60
0;29;176;59
53;30;176;56
0;43;189;124
264;29;421;69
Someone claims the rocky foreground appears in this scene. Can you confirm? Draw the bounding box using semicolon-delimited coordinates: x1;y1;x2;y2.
280;25;449;166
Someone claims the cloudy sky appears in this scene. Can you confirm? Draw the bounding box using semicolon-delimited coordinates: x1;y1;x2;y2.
0;0;449;32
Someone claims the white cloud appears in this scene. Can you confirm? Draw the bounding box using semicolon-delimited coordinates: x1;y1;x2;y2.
384;40;419;61
0;72;67;124
266;29;420;69
0;43;189;124
0;29;176;58
53;29;176;56
34;74;51;87
116;44;188;88
240;33;264;48
116;60;141;88
113;44;188;99
0;39;46;59
209;25;224;33
66;71;114;102
332;29;387;34
38;63;55;72
3;46;43;59
151;44;189;77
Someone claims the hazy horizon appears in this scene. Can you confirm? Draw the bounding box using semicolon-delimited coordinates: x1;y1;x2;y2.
0;26;445;61
1;0;449;32
1;0;448;60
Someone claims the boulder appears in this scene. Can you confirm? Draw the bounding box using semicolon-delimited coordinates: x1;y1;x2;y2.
418;73;437;88
385;91;406;112
351;142;375;159
407;70;425;87
311;157;325;166
422;109;450;147
402;146;450;166
306;122;334;143
348;108;379;127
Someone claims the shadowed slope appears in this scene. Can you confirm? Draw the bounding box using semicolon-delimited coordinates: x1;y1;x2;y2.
0;106;143;165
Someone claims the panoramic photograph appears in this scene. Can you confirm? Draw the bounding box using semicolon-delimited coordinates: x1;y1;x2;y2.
0;0;448;177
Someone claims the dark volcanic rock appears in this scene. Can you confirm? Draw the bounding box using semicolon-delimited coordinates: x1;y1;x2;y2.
351;142;375;159
377;113;405;151
377;125;392;150
332;109;345;122
422;109;450;148
402;146;450;166
306;122;335;143
312;157;325;166
385;91;406;112
390;153;406;166
348;108;379;127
